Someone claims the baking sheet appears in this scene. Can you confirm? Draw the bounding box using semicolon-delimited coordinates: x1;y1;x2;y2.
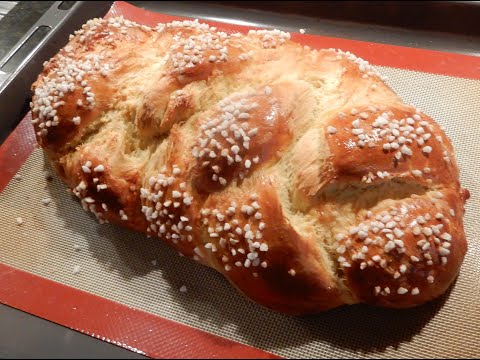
1;64;479;358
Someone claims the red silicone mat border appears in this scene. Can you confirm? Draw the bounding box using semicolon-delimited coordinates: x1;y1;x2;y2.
0;263;279;359
1;1;479;358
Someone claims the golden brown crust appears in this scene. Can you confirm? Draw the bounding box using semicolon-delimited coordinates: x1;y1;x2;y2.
336;190;467;307
199;176;343;314
30;16;469;314
325;105;460;188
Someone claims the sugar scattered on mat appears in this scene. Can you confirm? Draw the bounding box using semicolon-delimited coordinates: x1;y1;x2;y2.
43;171;52;181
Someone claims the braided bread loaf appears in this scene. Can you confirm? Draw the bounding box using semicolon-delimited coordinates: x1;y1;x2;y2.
31;17;469;314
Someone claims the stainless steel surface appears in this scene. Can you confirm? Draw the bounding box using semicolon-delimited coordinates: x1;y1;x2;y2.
0;2;56;61
0;1;17;21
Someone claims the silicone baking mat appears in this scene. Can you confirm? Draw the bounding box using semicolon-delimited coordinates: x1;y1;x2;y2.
1;2;479;358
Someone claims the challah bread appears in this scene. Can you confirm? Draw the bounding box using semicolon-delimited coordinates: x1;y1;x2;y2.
30;17;469;314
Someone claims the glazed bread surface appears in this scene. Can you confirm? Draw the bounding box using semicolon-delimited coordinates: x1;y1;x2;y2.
30;17;469;314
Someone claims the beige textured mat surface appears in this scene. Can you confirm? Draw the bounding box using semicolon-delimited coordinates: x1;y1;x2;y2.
1;66;479;358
